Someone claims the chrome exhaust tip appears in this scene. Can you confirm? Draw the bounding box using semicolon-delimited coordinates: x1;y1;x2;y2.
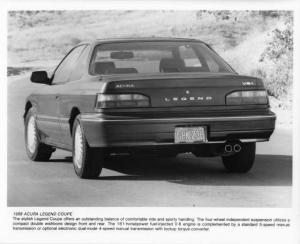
233;144;242;153
224;144;233;153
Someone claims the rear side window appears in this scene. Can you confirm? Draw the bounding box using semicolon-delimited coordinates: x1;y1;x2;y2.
69;45;91;81
52;45;86;84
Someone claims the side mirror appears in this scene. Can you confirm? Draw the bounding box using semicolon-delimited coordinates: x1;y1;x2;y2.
30;71;51;85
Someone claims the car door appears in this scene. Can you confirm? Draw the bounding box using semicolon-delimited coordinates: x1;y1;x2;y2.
36;45;87;146
58;45;91;147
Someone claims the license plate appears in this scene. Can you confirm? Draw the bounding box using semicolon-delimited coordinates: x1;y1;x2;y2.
175;127;207;143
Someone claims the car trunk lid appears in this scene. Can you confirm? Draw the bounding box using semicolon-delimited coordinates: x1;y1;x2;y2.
101;73;263;108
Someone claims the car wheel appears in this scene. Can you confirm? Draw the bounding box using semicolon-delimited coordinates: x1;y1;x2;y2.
25;108;54;161
72;116;103;179
222;142;256;173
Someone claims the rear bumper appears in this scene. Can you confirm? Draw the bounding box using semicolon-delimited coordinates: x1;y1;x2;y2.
80;111;276;148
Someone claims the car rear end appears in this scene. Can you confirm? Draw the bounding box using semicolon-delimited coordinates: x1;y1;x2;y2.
81;73;275;151
79;39;276;174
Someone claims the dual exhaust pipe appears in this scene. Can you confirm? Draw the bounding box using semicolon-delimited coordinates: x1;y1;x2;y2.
224;143;242;153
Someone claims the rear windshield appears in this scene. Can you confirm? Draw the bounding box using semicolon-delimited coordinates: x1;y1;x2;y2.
89;41;234;75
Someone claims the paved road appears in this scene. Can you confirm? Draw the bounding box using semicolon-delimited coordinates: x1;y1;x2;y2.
7;76;292;207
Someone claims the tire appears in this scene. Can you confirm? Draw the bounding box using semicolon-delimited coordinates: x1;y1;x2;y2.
72;116;103;179
24;107;54;161
222;142;256;173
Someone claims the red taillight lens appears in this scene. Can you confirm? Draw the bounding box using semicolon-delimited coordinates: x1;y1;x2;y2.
226;90;268;105
96;94;150;109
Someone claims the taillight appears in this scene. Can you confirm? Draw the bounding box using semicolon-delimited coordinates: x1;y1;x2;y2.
96;94;150;109
226;90;268;105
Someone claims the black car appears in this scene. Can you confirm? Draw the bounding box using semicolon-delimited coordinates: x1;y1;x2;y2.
24;37;276;178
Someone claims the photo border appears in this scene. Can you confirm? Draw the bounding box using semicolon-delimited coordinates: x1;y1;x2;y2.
1;1;299;243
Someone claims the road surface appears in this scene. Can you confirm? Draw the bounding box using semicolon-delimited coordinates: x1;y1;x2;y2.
7;76;292;207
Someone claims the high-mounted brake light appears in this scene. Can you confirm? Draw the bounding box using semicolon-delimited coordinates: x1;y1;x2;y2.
226;90;268;105
96;94;150;109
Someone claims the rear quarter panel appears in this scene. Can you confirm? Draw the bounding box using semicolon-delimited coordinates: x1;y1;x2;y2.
58;79;104;147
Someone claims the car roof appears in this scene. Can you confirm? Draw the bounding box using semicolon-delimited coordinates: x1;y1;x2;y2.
78;37;205;46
